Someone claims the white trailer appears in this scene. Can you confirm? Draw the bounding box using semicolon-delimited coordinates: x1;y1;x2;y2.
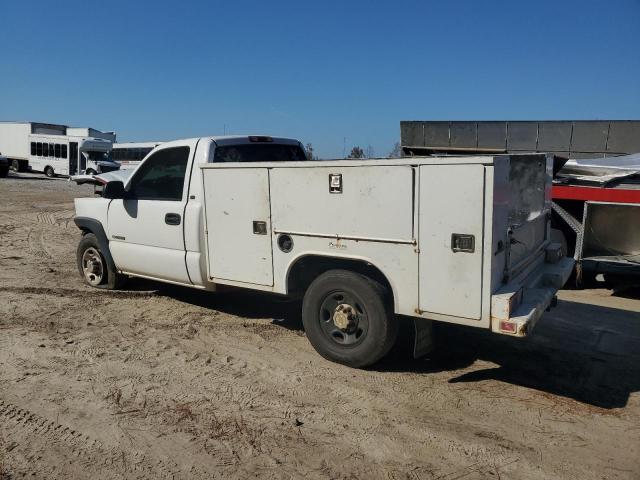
73;136;572;368
0;121;119;176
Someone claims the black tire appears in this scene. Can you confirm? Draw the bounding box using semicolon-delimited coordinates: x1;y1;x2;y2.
76;233;125;289
11;159;20;172
302;269;397;368
0;165;8;178
86;169;97;175
44;166;54;178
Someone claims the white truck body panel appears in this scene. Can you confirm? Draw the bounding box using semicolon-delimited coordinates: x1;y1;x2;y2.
0;122;32;159
269;165;414;242
108;199;192;284
204;169;274;286
418;163;486;319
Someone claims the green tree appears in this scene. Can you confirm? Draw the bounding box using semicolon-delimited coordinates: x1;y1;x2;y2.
305;143;316;160
388;142;402;158
364;145;375;158
348;146;364;159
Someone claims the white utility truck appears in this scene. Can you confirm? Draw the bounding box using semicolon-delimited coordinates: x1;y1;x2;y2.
0;121;119;176
73;135;573;367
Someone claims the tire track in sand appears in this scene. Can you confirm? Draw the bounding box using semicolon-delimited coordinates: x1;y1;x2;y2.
0;399;180;479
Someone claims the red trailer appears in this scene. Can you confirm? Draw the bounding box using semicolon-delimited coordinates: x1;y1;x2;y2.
551;154;640;287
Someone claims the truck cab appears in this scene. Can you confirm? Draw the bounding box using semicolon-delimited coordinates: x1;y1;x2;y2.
74;135;308;285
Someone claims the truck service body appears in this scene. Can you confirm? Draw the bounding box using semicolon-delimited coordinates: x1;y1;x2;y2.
74;135;572;367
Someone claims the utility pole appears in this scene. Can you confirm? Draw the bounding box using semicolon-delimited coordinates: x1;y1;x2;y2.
343;137;346;158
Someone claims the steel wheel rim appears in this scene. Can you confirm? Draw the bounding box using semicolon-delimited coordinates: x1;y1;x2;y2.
319;290;369;346
82;247;104;286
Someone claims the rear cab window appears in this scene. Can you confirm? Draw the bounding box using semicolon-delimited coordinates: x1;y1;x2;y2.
213;143;307;163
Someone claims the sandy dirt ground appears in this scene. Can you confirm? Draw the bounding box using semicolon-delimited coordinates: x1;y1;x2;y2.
1;172;639;480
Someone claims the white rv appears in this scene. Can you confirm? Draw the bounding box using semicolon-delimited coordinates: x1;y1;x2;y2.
0;122;120;177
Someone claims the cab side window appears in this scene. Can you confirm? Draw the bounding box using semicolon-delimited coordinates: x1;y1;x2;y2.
128;147;190;201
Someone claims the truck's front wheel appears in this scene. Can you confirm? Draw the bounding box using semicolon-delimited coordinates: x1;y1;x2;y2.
302;270;397;368
76;233;125;289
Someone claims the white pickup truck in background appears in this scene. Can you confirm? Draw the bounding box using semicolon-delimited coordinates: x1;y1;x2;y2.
73;135;573;367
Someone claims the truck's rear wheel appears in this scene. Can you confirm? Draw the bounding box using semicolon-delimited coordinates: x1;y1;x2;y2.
11;159;20;172
302;270;397;368
76;233;125;289
44;166;54;178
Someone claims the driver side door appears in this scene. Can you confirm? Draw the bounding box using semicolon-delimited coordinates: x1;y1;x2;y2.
107;143;195;284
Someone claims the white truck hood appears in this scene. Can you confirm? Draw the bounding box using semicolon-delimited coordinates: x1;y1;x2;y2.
70;169;133;186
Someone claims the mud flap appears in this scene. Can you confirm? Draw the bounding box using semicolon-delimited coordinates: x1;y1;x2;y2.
413;319;434;359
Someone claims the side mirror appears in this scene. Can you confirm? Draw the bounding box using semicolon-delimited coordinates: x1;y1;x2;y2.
102;181;126;199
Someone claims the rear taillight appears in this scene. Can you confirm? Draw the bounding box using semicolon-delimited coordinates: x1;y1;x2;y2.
499;321;517;334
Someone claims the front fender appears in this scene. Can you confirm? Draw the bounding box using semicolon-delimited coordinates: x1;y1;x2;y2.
74;216;117;273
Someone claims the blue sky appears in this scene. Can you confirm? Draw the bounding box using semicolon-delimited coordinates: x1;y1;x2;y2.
1;0;638;158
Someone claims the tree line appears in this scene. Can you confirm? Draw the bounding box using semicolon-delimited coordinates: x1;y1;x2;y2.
305;142;401;160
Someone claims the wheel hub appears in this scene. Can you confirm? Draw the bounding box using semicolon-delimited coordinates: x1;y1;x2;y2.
88;258;101;274
333;303;356;330
82;247;104;286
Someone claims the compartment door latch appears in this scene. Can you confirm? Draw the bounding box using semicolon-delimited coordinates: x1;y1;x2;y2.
451;233;475;253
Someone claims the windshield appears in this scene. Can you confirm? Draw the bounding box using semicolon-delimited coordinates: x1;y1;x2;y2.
85;151;114;162
213;143;307;163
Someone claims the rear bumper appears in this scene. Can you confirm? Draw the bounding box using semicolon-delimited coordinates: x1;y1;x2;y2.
491;248;574;337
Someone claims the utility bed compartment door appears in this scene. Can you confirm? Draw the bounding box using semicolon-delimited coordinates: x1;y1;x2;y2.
270;165;414;241
418;164;485;319
203;168;273;286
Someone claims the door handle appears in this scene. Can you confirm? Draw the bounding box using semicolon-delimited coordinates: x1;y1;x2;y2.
165;213;181;225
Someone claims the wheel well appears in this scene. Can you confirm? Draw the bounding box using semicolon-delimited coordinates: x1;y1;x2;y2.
287;255;395;307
